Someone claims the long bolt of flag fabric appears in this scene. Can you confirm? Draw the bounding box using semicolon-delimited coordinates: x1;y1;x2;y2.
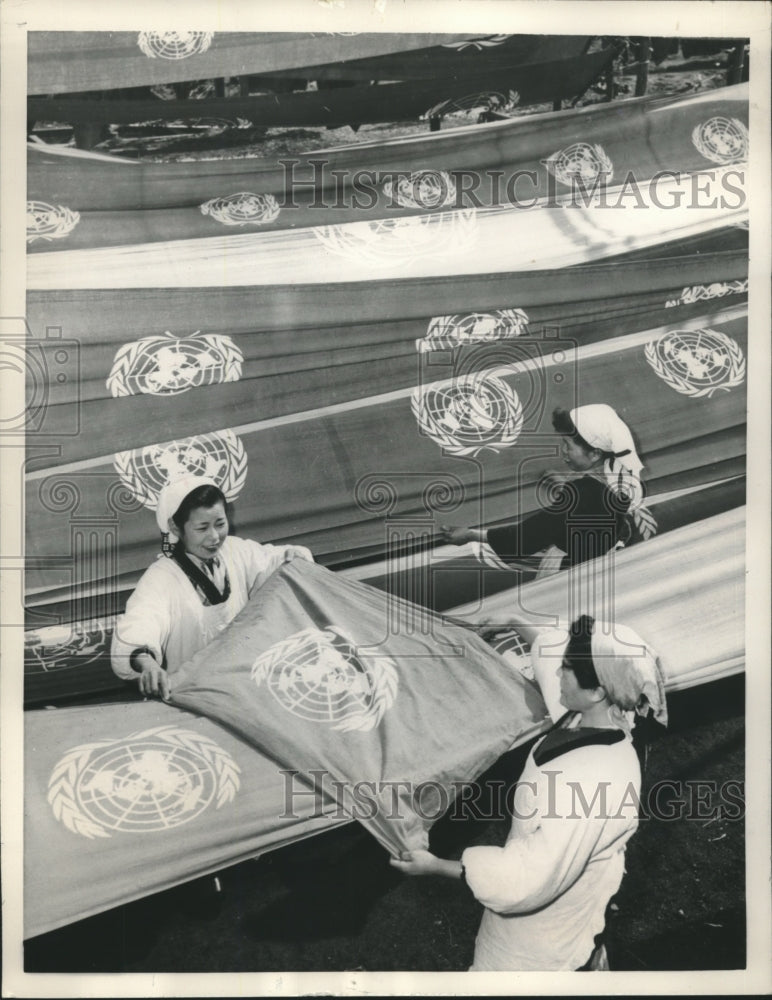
24;504;744;939
26;166;747;289
23;304;747;610
257;33;592;82
451;504;745;693
26;84;749;251
24;239;747;470
27;31;472;94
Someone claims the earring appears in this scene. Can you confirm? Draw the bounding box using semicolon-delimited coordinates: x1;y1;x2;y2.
161;532;175;557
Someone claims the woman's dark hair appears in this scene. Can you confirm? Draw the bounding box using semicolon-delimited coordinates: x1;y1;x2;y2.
171;484;228;534
552;407;609;461
562;614;601;690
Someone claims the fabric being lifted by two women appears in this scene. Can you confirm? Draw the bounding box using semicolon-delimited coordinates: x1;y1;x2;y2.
110;474;313;698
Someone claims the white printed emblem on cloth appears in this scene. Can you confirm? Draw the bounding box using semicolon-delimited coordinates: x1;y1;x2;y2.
47;725;240;839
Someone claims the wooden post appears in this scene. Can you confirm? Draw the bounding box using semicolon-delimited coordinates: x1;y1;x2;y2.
727;42;746;86
604;60;615;102
553;99;562;112
635;37;651;96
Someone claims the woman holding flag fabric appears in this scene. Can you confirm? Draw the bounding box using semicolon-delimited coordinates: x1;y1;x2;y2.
441;404;648;574
390;614;667;971
110;475;313;699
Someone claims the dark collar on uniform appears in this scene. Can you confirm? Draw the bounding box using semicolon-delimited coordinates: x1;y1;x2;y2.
534;712;625;766
172;547;230;606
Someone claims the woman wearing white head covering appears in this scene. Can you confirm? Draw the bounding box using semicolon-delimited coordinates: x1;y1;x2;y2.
391;614;667;972
111;474;313;699
441;404;651;575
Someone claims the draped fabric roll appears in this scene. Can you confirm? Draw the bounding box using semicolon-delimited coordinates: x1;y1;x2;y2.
23;305;747;601
24;505;744;939
24;698;353;939
24;245;748;464
27;31;471;94
26;84;749;250
258;34;592;82
451;505;746;692
26;166;747;289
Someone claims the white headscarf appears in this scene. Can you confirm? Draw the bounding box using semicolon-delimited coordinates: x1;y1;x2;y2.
590;621;668;733
570;403;644;509
155;475;219;542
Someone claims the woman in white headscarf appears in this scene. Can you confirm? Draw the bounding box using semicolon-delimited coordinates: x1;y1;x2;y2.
390;614;667;972
111;475;313;699
441;404;650;574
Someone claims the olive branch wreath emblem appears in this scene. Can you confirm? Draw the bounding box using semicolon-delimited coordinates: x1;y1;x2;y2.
252;627;399;733
644;330;746;399
47;725;240;839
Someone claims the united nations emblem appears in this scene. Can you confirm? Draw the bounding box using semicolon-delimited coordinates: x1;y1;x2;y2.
137;31;215;60
419;308;529;351
489;628;534;681
26;201;80;244
252;627;399;733
114;429;248;509
691;117;748;165
200;192;281;227
425;90;519;119
25;617;114;674
314;210;477;267
644;328;746;398
411;370;524;457
544;143;614;187
47;725;240;839
665;279;748;308
382;171;457;210
107;331;243;397
442;34;513;50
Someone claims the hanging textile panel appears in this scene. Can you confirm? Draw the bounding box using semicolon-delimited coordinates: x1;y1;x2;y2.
23;248;748;457
22;473;745;709
26;166;747;289
451;505;746;693
23;309;748;601
23;698;352;939
27;31;469;95
169;558;548;858
257;34;592;82
28;47;615;131
26;84;749;248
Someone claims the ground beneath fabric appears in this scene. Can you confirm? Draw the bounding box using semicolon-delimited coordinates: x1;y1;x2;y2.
24;674;745;972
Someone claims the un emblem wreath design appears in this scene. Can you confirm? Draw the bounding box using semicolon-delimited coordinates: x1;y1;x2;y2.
544;143;614;187
47;726;240;839
314;210;477;267
419;308;529;351
27;201;80;243
691;117;748;165
200;192;281;227
412;370;524;457
252;627;399;733
644;329;746;399
107;331;243;396
382;170;457;210
137;31;214;60
114;429;248;509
